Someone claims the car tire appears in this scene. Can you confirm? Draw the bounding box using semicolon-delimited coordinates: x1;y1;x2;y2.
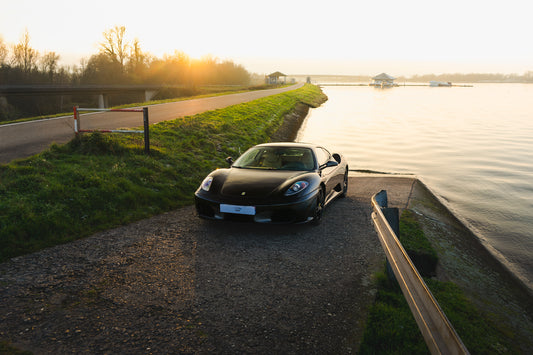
312;188;325;225
340;168;348;198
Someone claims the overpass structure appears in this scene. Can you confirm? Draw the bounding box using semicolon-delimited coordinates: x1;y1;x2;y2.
0;84;180;109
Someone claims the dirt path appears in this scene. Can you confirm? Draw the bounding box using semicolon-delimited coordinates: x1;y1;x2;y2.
0;176;415;354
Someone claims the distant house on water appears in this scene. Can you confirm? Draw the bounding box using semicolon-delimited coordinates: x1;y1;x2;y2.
266;71;287;85
370;73;397;87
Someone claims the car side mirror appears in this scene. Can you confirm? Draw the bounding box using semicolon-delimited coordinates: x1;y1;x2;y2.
225;157;234;166
321;160;338;169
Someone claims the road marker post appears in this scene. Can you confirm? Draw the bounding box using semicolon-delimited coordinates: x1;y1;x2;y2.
143;107;149;154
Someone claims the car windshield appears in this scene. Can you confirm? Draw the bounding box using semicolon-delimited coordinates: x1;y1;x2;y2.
233;147;315;171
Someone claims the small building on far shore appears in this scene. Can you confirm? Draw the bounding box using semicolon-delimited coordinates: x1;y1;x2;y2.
266;71;287;85
370;73;397;87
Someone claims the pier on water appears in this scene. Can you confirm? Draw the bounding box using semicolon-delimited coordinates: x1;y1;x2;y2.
316;83;473;87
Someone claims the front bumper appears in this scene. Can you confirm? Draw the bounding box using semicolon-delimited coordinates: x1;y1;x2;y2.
194;191;318;223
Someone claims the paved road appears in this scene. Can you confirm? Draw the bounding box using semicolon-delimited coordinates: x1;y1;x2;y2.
0;83;304;164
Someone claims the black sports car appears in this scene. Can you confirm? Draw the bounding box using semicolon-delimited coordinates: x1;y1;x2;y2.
194;142;349;223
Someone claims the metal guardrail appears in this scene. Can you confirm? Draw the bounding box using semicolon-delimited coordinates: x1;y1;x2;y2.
371;190;469;355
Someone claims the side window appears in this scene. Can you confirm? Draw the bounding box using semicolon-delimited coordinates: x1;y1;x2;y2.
316;148;331;166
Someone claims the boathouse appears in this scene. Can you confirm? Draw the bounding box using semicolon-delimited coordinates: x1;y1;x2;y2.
371;73;396;87
266;71;287;84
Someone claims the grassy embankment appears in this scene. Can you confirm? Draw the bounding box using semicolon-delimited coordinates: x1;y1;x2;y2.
0;84;326;262
358;209;517;354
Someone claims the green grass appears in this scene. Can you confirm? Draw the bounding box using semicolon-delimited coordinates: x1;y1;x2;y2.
0;84;326;261
398;209;436;256
399;209;438;276
358;210;516;354
359;271;516;354
358;271;430;354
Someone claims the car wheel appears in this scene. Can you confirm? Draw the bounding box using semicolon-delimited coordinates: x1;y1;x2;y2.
340;168;348;197
312;188;325;225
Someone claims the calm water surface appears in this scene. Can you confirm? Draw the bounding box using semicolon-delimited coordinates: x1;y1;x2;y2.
296;84;533;290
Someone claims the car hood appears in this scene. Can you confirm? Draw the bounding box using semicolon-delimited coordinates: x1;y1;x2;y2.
220;168;308;198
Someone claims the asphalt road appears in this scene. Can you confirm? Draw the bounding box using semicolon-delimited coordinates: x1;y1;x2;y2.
0;83;304;164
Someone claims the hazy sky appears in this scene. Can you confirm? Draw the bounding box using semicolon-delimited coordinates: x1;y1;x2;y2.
0;0;531;76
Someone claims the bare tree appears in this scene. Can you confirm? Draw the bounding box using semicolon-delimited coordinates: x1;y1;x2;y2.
11;28;39;73
40;51;60;76
100;25;129;69
130;39;143;65
0;36;8;65
127;38;150;78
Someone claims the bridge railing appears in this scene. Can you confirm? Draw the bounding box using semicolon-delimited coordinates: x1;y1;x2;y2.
371;190;469;355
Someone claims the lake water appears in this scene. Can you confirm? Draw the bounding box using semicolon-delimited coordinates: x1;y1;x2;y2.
296;83;533;291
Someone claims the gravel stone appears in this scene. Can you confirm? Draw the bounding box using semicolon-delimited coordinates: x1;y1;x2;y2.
0;184;389;354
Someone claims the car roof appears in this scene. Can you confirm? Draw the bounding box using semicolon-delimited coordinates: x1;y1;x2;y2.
254;142;318;149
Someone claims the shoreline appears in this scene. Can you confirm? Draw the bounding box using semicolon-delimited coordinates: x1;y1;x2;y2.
412;178;533;297
408;178;533;352
351;173;533;351
356;170;533;298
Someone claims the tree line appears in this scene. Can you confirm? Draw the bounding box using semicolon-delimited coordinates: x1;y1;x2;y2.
0;26;252;120
0;26;251;86
399;72;533;83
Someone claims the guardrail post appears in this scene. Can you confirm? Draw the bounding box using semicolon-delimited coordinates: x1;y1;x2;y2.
143;107;150;154
384;206;399;283
375;190;400;283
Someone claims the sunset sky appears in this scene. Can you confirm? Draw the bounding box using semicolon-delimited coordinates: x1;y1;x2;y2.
1;0;531;76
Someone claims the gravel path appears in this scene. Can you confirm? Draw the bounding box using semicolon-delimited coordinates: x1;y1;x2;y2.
0;177;418;354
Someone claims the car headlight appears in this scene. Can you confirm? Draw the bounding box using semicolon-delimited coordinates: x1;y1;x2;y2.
285;181;309;196
200;176;213;191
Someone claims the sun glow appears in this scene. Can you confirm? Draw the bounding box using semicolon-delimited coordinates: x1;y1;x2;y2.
1;0;531;75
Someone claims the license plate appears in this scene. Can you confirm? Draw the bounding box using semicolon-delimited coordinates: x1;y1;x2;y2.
220;204;256;215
